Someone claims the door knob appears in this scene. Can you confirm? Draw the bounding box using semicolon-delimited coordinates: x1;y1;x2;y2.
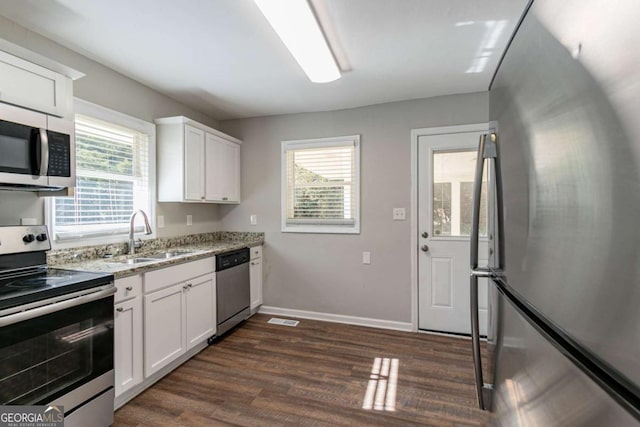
421;232;429;238
421;245;429;252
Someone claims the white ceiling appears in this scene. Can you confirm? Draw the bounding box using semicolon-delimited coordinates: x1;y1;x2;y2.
0;0;529;120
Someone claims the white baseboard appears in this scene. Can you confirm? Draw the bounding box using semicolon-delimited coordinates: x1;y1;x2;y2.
258;306;413;332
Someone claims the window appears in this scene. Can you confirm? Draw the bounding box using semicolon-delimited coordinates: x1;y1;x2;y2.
432;150;487;237
46;99;155;245
282;135;360;234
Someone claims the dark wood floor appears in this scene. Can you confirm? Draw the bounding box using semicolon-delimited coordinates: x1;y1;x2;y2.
115;314;489;426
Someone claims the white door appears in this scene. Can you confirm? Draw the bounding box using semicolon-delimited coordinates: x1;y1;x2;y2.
220;139;240;202
418;131;489;335
205;133;223;201
144;283;186;377
184;125;205;201
185;273;216;350
114;297;143;397
250;257;263;311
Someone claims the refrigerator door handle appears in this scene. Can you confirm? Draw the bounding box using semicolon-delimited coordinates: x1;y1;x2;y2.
470;132;504;410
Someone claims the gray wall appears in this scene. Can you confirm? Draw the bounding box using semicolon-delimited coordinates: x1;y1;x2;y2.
219;93;489;323
0;16;221;236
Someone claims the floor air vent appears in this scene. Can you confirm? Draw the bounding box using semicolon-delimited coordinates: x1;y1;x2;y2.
268;318;299;327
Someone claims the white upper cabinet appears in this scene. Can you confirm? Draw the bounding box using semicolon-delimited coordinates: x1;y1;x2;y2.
0;50;73;118
184;125;206;201
205;133;240;202
156;116;241;203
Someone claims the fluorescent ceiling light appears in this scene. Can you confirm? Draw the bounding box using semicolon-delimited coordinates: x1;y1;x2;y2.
254;0;341;83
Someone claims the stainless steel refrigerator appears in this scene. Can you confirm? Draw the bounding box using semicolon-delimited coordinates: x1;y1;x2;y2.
469;0;640;425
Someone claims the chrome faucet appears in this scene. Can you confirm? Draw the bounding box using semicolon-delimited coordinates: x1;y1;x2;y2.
128;210;152;255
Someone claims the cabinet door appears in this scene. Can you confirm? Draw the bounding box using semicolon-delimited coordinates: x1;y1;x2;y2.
184;125;205;201
204;133;240;203
0;50;70;117
115;298;143;397
204;133;223;201
220;139;240;202
185;273;216;350
144;283;186;377
250;258;263;311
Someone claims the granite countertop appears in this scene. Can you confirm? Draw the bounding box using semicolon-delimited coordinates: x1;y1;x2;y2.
50;232;263;279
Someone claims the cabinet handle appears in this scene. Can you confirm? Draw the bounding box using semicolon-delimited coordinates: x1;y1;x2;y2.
116;307;124;312
183;285;188;290
201;196;205;200
126;286;133;291
187;283;193;288
251;262;255;265
222;197;228;201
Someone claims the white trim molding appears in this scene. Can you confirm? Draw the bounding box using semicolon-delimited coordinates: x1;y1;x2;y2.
410;123;490;332
258;306;413;332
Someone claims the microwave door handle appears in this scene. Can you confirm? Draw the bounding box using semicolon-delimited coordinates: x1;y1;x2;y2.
31;128;41;174
39;128;49;176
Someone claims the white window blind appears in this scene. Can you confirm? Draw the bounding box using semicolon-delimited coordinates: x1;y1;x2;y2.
49;108;154;242
282;135;360;233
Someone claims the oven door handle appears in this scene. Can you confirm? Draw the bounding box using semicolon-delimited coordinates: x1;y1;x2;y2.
0;285;116;328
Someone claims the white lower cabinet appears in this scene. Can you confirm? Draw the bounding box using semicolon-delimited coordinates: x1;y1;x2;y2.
185;273;216;350
250;246;263;312
144;283;187;378
114;297;143;396
114;275;143;398
115;257;218;406
143;258;216;378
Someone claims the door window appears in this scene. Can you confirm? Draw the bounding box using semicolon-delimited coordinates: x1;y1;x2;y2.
432;150;487;237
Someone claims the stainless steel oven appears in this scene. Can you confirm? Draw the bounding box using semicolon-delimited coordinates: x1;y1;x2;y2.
0;226;115;426
0;103;74;190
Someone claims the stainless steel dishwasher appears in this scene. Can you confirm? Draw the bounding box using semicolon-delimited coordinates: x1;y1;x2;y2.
216;248;251;336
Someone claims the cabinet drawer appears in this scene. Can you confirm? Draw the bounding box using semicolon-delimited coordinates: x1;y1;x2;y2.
144;257;215;294
250;245;262;260
115;274;142;303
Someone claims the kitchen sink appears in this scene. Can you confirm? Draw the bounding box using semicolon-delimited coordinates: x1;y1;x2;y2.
110;250;197;265
146;250;197;259
114;257;157;265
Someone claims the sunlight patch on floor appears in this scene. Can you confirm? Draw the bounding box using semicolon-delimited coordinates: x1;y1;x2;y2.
362;357;399;412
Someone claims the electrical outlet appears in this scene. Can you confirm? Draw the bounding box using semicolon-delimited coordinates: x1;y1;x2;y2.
20;218;37;226
186;215;193;226
362;251;371;265
393;208;406;221
250;214;257;225
157;215;165;228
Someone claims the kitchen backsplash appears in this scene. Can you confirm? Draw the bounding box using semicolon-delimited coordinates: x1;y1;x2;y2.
47;231;264;265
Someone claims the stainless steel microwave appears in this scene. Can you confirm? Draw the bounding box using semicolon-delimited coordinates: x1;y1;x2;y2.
0;103;74;191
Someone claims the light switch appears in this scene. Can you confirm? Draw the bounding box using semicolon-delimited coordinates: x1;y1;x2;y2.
157;215;165;228
393;208;406;220
250;214;257;225
186;215;193;226
362;251;371;265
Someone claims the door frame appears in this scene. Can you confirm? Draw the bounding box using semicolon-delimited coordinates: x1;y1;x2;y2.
410;123;490;332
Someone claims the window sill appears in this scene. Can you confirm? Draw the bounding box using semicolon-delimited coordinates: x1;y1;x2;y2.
281;226;360;235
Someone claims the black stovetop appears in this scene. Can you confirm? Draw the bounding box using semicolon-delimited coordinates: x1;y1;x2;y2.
0;267;114;311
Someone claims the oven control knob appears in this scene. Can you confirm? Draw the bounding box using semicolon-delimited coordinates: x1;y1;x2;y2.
23;234;35;243
36;233;48;242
